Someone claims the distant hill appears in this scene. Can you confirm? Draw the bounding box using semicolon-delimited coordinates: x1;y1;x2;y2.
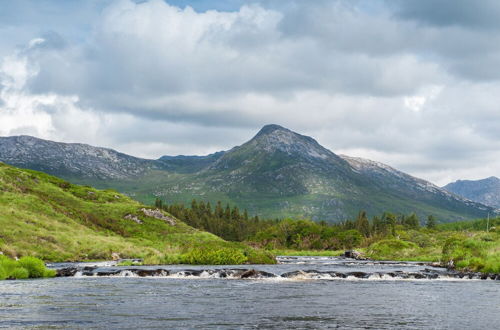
0;135;159;180
0;125;496;222
444;177;500;209
0;162;263;263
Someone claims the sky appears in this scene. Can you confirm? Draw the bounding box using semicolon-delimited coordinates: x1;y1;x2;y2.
1;0;499;186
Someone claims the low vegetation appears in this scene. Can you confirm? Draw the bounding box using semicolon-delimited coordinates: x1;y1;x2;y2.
0;255;55;280
1;162;497;272
164;198;499;273
0;163;273;265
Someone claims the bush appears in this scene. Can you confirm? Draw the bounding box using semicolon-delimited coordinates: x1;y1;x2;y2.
18;256;47;278
0;265;6;280
338;230;363;249
0;255;55;280
441;234;499;273
181;247;248;265
0;255;18;274
9;267;29;279
44;268;57;277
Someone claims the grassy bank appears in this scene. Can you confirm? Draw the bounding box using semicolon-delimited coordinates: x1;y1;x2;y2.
243;215;499;273
270;249;343;257
364;228;499;273
0;255;55;280
0;163;274;265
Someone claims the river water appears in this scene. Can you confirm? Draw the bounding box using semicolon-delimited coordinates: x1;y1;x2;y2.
0;256;499;329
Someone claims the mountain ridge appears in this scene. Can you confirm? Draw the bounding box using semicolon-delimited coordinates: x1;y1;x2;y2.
0;126;496;221
444;177;500;209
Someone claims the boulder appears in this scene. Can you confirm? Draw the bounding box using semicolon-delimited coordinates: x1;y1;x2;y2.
343;250;366;260
56;267;79;277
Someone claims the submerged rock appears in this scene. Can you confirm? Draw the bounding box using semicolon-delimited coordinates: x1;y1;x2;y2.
239;269;277;279
134;269;169;277
56;267;79;277
343;250;366;260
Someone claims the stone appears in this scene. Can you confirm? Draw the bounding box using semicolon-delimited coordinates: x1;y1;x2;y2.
56;267;79;277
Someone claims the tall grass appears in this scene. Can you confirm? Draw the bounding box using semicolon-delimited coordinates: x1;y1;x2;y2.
0;255;55;280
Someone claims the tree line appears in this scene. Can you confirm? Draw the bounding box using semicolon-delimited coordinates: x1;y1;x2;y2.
155;198;438;250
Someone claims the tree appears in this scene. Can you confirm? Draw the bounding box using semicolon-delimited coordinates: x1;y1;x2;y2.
339;229;363;249
426;215;437;229
406;213;420;229
355;211;371;237
154;198;163;209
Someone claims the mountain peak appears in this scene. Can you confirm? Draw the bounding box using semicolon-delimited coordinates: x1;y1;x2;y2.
238;124;341;163
255;124;290;137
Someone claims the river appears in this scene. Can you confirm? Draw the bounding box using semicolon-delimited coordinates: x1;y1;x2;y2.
0;256;498;329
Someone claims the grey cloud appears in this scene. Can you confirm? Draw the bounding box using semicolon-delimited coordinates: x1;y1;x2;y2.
391;0;500;30
1;0;500;185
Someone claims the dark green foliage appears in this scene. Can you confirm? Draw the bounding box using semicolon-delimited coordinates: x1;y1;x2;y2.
439;217;499;231
426;215;437;229
338;230;363;249
355;211;370;237
163;199;278;242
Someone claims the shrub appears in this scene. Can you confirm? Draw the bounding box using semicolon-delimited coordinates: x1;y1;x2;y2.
18;257;56;278
338;230;363;249
9;267;30;279
43;268;57;278
0;255;18;274
18;256;50;278
0;265;6;280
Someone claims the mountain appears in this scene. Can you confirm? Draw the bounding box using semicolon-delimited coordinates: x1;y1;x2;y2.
0;125;496;222
0;135;159;180
444;177;500;209
0;162;268;263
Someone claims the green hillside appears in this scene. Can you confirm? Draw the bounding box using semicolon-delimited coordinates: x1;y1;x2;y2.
0;162;273;264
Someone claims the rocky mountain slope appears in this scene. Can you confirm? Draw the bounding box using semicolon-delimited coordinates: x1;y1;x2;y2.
444;177;500;209
0;135;158;180
0;125;496;222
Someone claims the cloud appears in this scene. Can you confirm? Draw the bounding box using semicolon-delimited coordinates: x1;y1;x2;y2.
0;0;500;186
391;0;500;30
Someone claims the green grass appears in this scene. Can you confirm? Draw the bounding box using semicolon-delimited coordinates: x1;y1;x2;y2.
363;228;500;272
0;255;55;280
270;249;344;257
442;232;500;273
0;162;274;265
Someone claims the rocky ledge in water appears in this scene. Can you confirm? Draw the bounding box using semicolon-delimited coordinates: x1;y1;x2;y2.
56;267;499;280
56;267;277;279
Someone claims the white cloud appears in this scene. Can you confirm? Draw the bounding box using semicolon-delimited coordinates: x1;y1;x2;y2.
0;0;499;186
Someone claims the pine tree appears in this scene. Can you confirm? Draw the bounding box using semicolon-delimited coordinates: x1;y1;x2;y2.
355;210;371;237
155;198;163;209
426;215;437;229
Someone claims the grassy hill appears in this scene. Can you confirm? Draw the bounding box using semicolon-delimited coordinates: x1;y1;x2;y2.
0;162;274;264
